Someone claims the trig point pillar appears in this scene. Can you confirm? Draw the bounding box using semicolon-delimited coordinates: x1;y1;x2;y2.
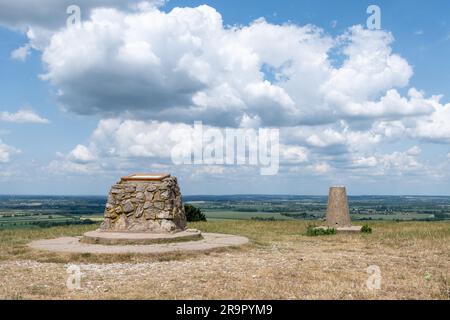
326;186;352;228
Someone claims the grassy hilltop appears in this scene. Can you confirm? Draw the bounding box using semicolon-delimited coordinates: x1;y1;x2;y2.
0;220;449;300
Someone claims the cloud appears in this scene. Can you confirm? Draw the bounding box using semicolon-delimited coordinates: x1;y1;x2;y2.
282;122;383;157
86;119;190;159
350;156;378;169
48;157;100;174
323;27;412;103
280;145;309;164
10;44;31;61
54;118;304;174
50;113;445;179
406;146;422;156
193;166;225;175
34;5;436;127
0;140;20;163
410;97;450;143
378;150;424;174
0;1;166;54
67;145;97;164
46;116;450;186
0;109;49;124
53;120;201;174
3;2;450;185
314;162;331;174
0;0;165;30
343;148;428;177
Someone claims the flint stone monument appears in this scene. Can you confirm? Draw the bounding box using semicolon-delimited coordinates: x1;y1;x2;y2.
29;173;250;252
82;173;202;245
100;173;187;233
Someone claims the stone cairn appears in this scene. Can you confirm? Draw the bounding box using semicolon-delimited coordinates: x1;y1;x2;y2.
326;186;351;228
100;174;187;233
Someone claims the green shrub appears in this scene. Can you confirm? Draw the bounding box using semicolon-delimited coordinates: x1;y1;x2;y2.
306;224;336;236
361;224;373;234
184;204;207;222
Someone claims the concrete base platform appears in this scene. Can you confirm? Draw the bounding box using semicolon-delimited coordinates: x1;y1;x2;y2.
81;229;203;245
335;226;363;233
315;226;363;234
28;233;249;255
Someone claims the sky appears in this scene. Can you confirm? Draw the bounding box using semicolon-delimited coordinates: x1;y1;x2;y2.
0;0;450;196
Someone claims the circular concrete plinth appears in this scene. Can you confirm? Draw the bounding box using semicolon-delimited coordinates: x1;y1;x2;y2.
335;226;363;233
81;229;203;245
28;233;249;255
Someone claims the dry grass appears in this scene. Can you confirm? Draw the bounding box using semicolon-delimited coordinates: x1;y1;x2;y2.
0;220;449;300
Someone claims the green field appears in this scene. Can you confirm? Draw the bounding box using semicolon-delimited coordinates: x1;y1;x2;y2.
0;210;443;230
351;213;435;221
0;212;97;229
0;214;77;227
202;211;434;221
0;194;448;230
203;210;295;220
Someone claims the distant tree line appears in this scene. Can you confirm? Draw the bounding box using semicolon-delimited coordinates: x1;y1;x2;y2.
30;219;97;228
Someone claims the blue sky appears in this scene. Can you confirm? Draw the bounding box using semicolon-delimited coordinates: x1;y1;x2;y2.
0;0;449;195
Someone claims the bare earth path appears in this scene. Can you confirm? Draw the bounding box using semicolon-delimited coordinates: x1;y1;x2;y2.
0;221;449;299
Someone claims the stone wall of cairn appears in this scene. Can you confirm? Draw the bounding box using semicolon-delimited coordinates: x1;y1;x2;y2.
100;176;187;233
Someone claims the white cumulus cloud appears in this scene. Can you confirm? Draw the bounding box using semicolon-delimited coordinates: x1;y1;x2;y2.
68;145;97;164
410;98;450;143
0;109;49;124
10;43;31;61
0;140;20;163
35;5;436;127
2;2;450;183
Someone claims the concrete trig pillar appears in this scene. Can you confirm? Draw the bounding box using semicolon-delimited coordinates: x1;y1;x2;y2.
326;186;351;228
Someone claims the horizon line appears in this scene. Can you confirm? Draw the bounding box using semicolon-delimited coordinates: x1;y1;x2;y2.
1;193;450;197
